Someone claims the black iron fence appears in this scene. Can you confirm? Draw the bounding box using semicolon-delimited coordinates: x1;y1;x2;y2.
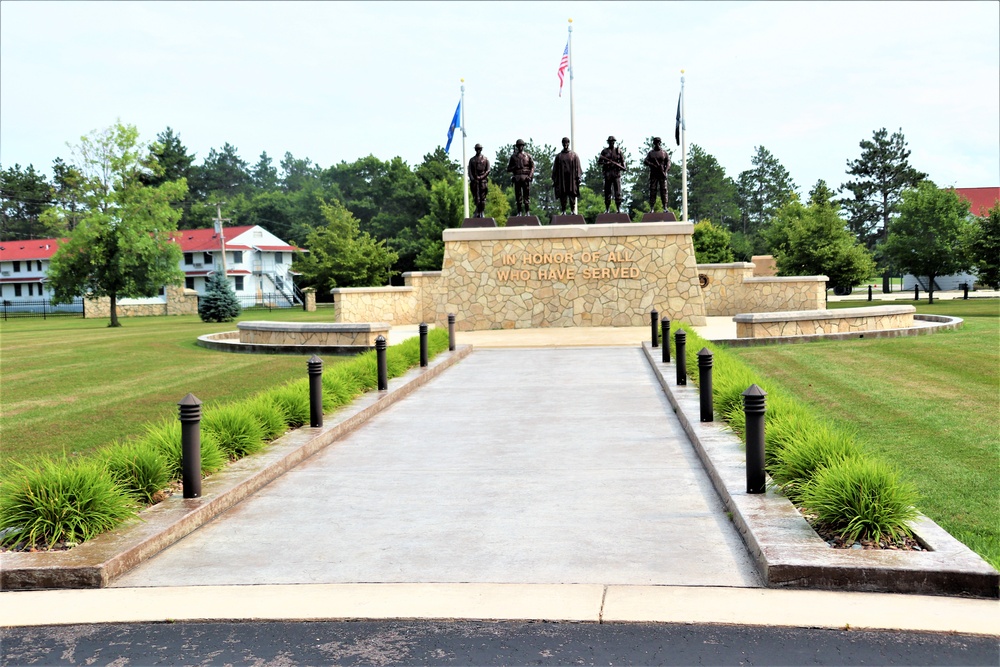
236;292;299;312
1;298;85;320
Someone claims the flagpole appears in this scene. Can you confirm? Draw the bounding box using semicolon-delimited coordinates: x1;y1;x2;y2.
680;70;688;224
460;79;469;219
568;18;577;214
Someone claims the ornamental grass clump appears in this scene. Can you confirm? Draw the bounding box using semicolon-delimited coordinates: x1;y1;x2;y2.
201;404;267;459
0;457;137;549
262;382;311;428
99;439;171;504
245;393;290;440
768;424;862;501
141;419;226;479
799;458;919;544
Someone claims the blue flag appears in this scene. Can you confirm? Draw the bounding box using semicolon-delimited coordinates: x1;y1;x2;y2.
446;99;461;153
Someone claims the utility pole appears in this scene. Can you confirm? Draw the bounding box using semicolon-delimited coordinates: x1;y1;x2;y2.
213;202;231;278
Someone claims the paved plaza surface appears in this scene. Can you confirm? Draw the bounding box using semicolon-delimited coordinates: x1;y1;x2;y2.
114;347;760;588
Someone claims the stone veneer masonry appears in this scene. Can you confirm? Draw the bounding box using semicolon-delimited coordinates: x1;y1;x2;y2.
84;285;198;319
438;223;707;330
327;227;829;331
697;264;827;316
734;305;915;338
237;321;389;346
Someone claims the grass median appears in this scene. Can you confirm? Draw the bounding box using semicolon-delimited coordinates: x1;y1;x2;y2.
723;298;999;569
0;308;350;480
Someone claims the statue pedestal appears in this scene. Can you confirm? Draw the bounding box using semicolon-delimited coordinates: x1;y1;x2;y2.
461;217;497;228
551;214;586;225
641;211;677;222
506;216;541;227
595;212;631;224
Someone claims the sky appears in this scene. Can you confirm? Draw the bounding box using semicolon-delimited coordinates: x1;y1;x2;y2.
2;1;998;196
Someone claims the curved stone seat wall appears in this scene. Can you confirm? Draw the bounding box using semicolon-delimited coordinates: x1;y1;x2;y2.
734;305;916;339
237;321;390;347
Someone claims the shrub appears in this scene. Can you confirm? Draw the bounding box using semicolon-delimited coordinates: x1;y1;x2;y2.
0;457;137;549
799;458;919;544
202;403;267;459
262;382;311;428
198;268;241;323
245;394;289;440
99;440;171;504
141;419;227;479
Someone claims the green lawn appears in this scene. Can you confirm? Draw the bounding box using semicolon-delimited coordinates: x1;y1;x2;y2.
0;308;347;478
725;299;1000;568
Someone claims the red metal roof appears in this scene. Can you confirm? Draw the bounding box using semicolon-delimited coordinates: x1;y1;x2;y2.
953;187;1000;217
0;239;63;261
173;226;255;252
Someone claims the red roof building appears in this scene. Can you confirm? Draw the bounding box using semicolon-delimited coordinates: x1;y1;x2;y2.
0;225;303;305
953;187;999;217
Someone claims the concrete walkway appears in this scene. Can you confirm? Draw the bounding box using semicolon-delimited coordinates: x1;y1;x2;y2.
114;347;759;588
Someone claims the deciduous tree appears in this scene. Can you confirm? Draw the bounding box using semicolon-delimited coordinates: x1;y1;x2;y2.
46;121;187;327
692;220;734;264
969;203;1000;289
882;182;973;302
295;199;397;291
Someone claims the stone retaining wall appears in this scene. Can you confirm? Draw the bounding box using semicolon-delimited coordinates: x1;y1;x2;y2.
735;305;916;338
402;271;445;323
697;263;755;316
738;276;827;313
85;286;198;319
330;286;419;324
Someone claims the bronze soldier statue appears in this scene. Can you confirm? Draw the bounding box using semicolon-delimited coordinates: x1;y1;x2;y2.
551;137;582;214
468;143;490;218
598;135;627;213
506;139;535;215
643;137;671;212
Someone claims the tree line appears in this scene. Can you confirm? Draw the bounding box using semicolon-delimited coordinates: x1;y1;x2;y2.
2;123;997;298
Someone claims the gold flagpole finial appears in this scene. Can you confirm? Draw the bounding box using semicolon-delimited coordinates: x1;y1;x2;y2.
568;18;573;23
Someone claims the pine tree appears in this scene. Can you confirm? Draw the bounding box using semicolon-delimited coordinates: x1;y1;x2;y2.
198;268;241;323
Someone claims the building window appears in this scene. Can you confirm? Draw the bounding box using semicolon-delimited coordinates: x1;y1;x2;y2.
184;253;193;265
232;250;243;264
12;261;20;273
275;252;283;264
28;283;34;296
203;252;213;264
36;260;42;271
158;286;165;296
234;276;244;291
185;277;195;290
14;284;22;297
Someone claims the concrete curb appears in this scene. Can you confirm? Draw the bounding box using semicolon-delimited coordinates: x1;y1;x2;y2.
640;342;999;599
3;583;999;635
0;345;474;591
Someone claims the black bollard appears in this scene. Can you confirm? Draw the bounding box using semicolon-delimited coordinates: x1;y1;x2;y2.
697;348;714;422
447;313;456;351
376;335;388;391
868;284;873;302
419;322;428;367
178;393;202;499
650;309;659;348
661;318;671;363
675;328;687;386
914;284;919;301
308;355;323;428
963;282;969;300
743;384;767;494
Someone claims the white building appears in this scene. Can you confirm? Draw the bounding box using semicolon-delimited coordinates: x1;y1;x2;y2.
0;224;302;307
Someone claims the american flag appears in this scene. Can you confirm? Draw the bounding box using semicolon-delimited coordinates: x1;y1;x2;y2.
557;40;569;97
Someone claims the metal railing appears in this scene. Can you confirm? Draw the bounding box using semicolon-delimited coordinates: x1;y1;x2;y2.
1;298;84;320
236;292;298;312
